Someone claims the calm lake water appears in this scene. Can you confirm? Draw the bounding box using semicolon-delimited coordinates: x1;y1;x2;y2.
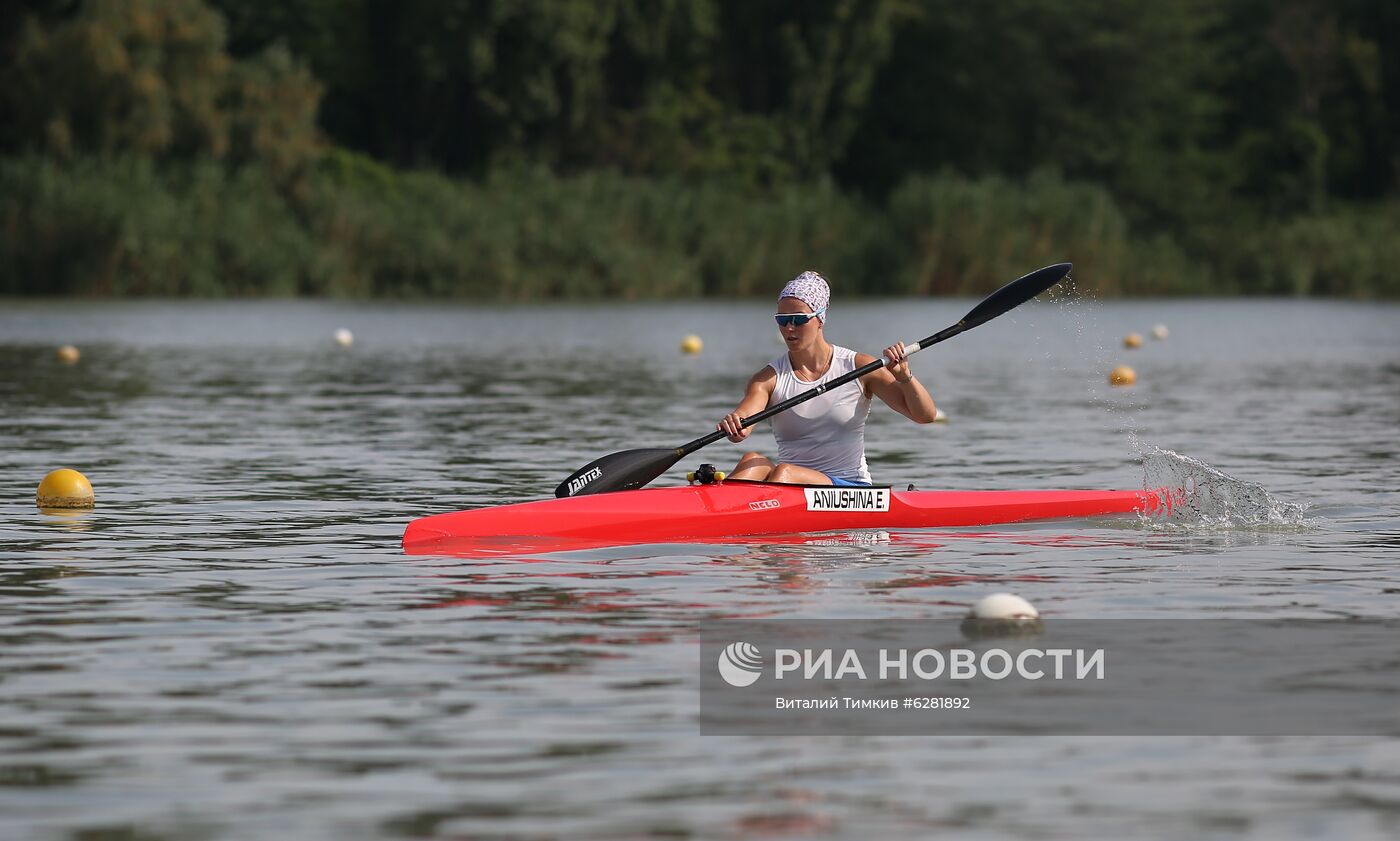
2;296;1398;840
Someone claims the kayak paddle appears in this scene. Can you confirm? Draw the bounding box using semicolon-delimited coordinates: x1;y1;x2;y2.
555;262;1072;497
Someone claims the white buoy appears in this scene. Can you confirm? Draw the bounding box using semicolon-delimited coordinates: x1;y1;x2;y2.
1151;324;1169;340
333;328;354;347
961;593;1044;638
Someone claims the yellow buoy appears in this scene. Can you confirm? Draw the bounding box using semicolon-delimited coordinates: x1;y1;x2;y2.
57;345;81;364
680;334;703;355
334;328;354;347
36;468;95;509
1109;365;1137;386
1123;333;1143;349
1152;324;1169;340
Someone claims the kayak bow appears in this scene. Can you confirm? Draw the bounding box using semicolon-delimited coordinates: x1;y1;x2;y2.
402;480;1163;554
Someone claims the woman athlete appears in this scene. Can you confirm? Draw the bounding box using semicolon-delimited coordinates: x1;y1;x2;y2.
717;271;939;485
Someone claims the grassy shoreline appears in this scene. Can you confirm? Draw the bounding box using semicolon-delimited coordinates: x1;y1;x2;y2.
3;153;1396;299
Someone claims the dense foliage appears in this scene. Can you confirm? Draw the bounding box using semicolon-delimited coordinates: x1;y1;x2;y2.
2;0;1397;297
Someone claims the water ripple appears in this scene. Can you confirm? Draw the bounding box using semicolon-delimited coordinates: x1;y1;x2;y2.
2;299;1399;839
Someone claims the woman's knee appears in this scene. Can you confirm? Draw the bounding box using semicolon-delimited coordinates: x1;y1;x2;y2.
767;462;799;483
728;452;773;480
734;452;772;472
767;463;831;484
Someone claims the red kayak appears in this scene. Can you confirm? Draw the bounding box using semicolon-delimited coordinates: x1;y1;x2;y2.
402;480;1164;555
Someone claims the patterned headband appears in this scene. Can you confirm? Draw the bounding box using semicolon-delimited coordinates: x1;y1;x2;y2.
778;271;830;322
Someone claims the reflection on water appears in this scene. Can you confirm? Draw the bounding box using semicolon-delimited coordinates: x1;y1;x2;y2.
2;298;1399;839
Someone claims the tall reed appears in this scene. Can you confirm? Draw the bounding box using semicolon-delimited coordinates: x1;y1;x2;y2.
2;152;1394;298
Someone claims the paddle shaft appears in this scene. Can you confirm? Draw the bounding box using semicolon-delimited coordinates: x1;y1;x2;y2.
676;323;961;457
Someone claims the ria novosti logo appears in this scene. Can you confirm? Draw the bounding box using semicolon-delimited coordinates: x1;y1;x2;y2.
717;641;763;687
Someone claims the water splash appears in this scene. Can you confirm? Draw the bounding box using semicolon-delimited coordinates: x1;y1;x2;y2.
1041;283;1310;531
1042;281;1314;532
1045;273;1147;434
1139;444;1312;530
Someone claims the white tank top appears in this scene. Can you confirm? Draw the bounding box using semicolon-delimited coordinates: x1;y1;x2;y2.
766;345;872;483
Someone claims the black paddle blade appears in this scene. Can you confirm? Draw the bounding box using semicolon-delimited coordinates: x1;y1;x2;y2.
554;447;682;498
959;263;1071;331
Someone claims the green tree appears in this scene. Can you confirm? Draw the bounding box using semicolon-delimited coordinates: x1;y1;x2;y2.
839;0;1231;231
210;0;903;184
1218;0;1397;213
9;0;233;159
773;0;909;177
7;0;322;187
